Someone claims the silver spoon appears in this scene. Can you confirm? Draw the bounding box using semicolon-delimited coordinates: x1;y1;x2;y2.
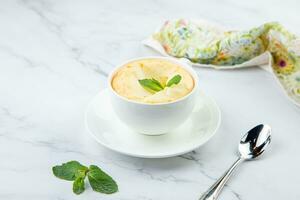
199;124;272;200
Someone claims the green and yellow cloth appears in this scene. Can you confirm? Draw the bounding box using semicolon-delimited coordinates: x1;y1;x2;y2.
144;19;300;106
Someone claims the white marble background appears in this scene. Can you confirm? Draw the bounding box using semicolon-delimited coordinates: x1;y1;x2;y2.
1;0;300;199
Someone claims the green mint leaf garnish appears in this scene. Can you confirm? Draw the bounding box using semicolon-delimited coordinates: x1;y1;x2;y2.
166;74;182;87
52;161;88;181
73;168;88;194
139;74;182;93
88;165;118;194
52;161;119;195
138;78;164;92
73;176;85;194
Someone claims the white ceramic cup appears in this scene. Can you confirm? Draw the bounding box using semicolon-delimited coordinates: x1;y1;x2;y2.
108;56;199;135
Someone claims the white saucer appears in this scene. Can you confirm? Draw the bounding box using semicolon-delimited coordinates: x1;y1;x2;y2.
85;89;221;158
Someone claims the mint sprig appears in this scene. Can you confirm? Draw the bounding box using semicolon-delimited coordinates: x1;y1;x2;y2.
138;74;182;93
52;161;118;195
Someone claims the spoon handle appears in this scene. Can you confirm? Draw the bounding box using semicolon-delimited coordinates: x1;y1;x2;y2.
199;157;243;200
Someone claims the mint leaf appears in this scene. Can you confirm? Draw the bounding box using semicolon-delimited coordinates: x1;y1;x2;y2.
73;168;88;194
87;165;118;194
52;161;88;181
166;74;182;87
138;78;164;92
73;176;85;195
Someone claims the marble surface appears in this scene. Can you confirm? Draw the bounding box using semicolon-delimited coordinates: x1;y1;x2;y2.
1;0;300;199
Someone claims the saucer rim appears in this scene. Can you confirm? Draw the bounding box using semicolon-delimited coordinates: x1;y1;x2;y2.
85;88;221;158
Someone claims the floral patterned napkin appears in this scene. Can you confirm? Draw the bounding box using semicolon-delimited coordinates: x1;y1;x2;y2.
144;19;300;106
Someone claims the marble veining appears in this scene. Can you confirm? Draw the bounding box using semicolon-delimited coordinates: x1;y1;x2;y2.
1;0;300;199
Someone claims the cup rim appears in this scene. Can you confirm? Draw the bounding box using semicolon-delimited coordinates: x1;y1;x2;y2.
108;56;199;106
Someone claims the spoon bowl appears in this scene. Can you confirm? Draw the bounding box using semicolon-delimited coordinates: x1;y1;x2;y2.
239;124;272;159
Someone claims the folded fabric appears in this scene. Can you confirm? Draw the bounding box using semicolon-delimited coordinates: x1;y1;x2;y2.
144;19;300;106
